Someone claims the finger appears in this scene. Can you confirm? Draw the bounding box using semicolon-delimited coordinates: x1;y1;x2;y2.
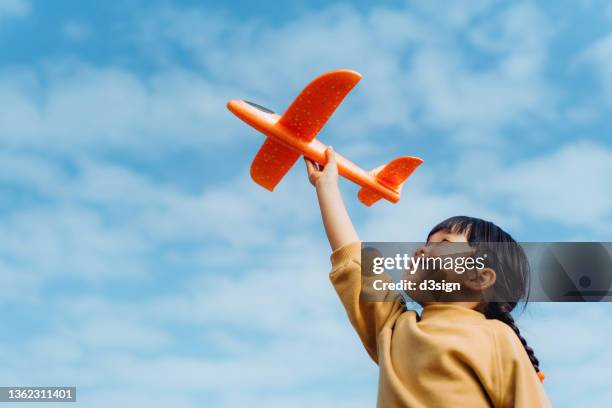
326;146;337;166
309;159;321;171
304;157;316;175
324;146;337;172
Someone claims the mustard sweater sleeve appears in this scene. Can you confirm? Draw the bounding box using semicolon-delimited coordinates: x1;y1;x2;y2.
329;241;405;363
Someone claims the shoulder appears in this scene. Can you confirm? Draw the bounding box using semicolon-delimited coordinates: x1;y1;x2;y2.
485;319;527;358
485;318;539;383
484;320;551;406
330;241;362;269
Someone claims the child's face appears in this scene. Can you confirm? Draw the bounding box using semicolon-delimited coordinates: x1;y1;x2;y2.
402;229;480;302
410;229;472;271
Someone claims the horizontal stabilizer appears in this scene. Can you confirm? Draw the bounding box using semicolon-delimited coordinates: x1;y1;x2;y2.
358;156;423;206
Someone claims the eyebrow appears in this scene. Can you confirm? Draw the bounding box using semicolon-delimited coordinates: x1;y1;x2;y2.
426;237;452;245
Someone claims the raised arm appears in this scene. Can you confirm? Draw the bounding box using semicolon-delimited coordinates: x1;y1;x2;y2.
304;147;359;250
306;147;404;363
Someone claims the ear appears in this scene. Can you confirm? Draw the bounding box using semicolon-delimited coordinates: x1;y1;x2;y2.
464;267;496;291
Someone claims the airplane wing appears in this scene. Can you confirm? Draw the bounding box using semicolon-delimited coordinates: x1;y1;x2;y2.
249;69;361;191
250;138;301;191
278;69;361;142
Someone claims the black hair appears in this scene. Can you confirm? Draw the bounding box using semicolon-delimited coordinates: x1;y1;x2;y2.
427;216;541;375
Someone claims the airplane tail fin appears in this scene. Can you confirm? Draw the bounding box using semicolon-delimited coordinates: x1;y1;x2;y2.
357;156;423;206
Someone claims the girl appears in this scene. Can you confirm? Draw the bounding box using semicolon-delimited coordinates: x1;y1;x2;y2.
305;147;551;408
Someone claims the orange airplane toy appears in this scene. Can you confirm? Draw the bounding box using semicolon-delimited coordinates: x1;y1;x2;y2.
226;69;423;206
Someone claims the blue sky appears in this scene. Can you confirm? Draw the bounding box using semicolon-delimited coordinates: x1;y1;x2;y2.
1;0;612;406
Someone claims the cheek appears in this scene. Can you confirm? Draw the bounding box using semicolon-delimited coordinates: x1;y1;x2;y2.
445;269;466;283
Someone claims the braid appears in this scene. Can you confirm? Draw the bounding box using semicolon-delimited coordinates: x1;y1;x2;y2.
428;217;544;380
485;302;540;373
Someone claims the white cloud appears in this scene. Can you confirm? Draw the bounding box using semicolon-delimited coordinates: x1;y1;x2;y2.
520;303;612;406
0;1;610;407
0;205;151;284
80;391;200;408
0;139;373;405
0;64;245;153
0;1;558;155
0;0;28;21
0;151;323;295
456;141;612;234
62;20;91;42
415;0;494;29
579;32;612;107
359;172;521;242
0;233;378;405
407;3;555;144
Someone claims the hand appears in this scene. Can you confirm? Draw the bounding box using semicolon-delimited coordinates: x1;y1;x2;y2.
305;146;338;188
306;146;358;250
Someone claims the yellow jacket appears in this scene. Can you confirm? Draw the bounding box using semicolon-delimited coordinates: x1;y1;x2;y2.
330;241;551;408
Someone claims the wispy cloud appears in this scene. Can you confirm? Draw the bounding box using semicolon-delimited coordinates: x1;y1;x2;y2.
521;303;612;405
0;65;241;153
0;1;611;407
0;0;28;22
0;1;556;156
131;2;557;146
579;32;612;107
448;141;612;235
62;20;91;42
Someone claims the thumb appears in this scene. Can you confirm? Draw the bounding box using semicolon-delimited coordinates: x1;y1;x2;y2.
326;146;337;166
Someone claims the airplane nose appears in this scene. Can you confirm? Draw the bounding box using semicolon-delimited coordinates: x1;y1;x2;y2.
227;99;241;111
226;99;245;116
227;99;276;116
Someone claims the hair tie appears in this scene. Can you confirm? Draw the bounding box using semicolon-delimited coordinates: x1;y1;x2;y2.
537;371;545;382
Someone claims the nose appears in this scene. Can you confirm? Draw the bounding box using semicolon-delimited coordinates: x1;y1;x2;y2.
415;245;429;257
